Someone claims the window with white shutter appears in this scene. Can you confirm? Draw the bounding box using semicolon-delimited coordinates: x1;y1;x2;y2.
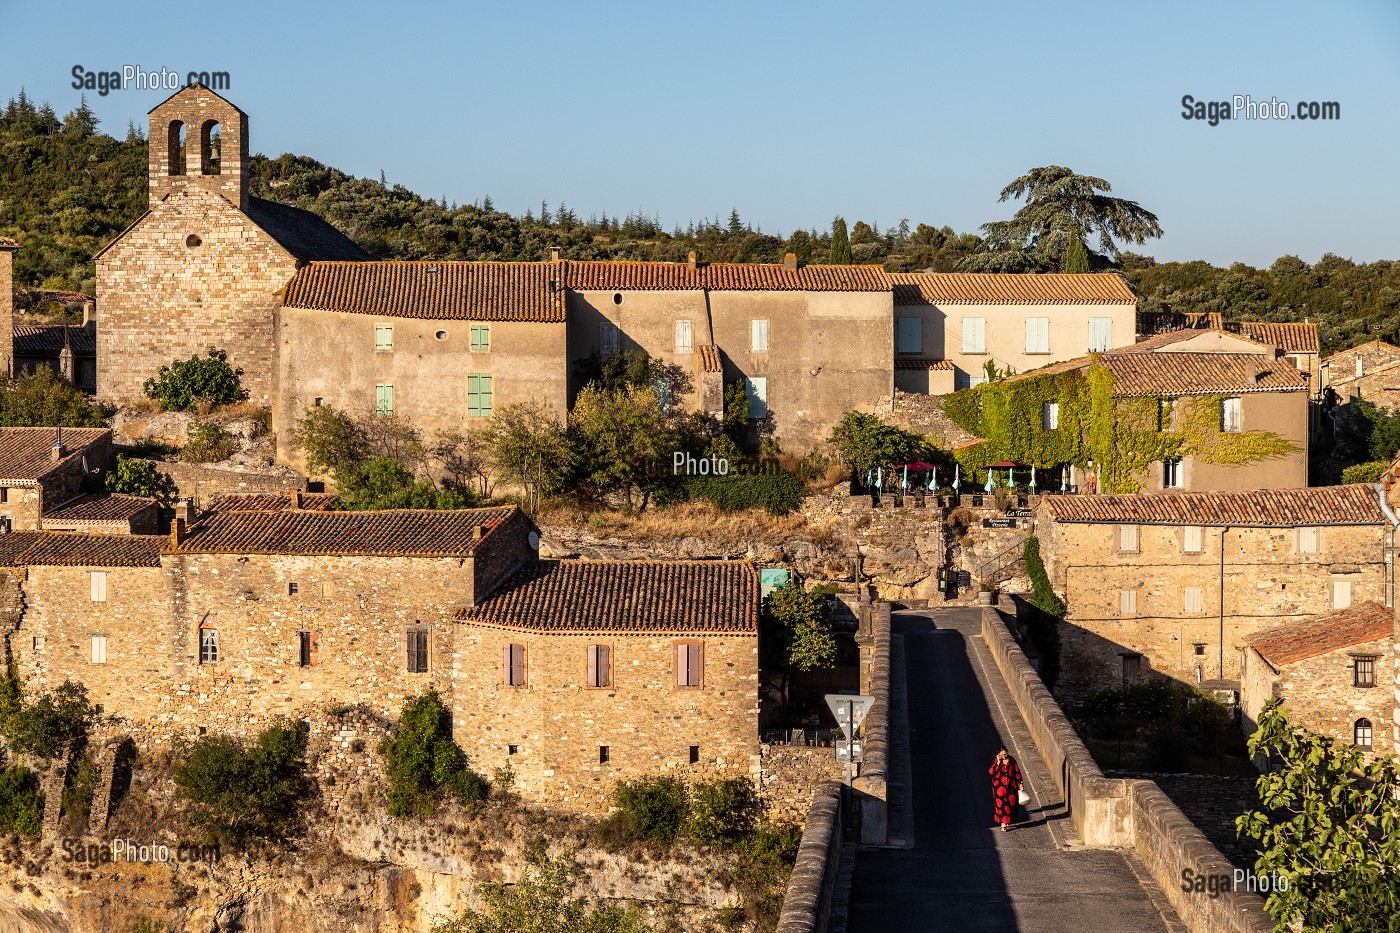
1221;397;1242;433
675;320;693;353
90;571;107;602
587;644;611;688
91;635;107;664
1330;578;1353;610
1184;586;1204;613
751;319;770;353
1088;317;1113;352
1298;527;1320;554
1025;318;1050;354
1119;589;1137;615
1042;401;1059;430
1118;525;1140;554
961;317;986;354
1183;526;1203;554
676;642;702;687
504;642;526;687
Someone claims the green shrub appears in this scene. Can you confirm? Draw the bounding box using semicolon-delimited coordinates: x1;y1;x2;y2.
104;455;174;499
610;774;688;843
1;679;91;759
174;719;310;846
143;348;245;411
380;690;488;818
1022;537;1063;690
0;764;43;838
656;468;806;515
61;751;98;826
688;778;759;846
181;421;236;463
0;367;107;427
1341;460;1389;484
336;457;477;511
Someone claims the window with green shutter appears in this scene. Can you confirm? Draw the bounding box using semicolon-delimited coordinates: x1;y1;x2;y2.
374;384;393;417
375;324;393;351
467;374;493;417
470;325;490;350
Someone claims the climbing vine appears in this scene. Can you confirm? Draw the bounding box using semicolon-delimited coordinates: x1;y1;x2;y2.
940;362;1300;493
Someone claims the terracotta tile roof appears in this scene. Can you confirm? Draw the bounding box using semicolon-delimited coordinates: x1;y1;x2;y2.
244;197;370;262
43;494;158;523
0;428;110;484
282;261;567;322
0;533;44;564
14;534;164;568
894;359;955;370
0;237;18;249
698;344;723;373
1239;322;1321;354
13;325;96;357
456;559;759;634
567;261;890;292
1245;601;1393;670
1127;328;1271;354
1099;352;1307;396
1040;484;1385;527
168;506;519;557
205;493;338;512
890;272;1135;305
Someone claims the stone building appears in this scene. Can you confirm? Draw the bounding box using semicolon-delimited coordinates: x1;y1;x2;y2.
1321;339;1400;410
1240;601;1396;758
94;84;368;406
1137;313;1322;396
0;427;113;531
1035;484;1392;695
889;272;1137;391
9;499;764;809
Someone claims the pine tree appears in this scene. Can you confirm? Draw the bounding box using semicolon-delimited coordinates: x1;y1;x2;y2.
1062;236;1090;273
728;208;743;235
829;216;851;264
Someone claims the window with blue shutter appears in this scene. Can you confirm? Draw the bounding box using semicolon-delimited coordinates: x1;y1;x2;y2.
1026;318;1050;354
374;384;393;417
467;374;493;417
897;317;922;354
746;377;767;419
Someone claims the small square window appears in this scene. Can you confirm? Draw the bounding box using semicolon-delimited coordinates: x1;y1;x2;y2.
508;744;519;756
375;324;393;351
199;628;218;664
689;745;700;764
1193;643;1207;656
599;746;610;764
31;636;42;652
288;581;299;596
1354;657;1376;688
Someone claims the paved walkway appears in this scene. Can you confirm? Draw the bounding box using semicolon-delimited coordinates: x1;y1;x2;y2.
845;609;1182;933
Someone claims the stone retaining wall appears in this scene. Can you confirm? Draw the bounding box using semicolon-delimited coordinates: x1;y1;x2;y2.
774;782;844;933
979;607;1272;933
852;602;890;845
759;745;845;824
158;460;305;501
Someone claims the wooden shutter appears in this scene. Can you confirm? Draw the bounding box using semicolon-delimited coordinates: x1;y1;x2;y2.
90;571;107;602
91;635;106;664
675;320;692;352
752;319;770;352
407;629;419;672
505;643;524;686
590;644;610;687
586;645;597;686
1183;526;1203;553
961;317;985;353
375;384;393;416
1026;318;1049;354
677;643;701;687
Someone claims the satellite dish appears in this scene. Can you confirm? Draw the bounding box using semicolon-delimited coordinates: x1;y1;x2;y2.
528;531;540;550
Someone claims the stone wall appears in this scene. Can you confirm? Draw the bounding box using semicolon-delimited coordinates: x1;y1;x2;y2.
758;745;846;823
979;607;1272;933
158;459;305;501
0;244;14;377
774;782;844;933
1038;514;1389;691
875;390;980;448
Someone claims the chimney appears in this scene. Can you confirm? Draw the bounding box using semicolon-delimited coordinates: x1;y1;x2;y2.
81;299;96;328
549;247;561;262
783;252;798;272
472;525;483;542
687;251;698;270
175;497;192;524
50;425;66;460
170;517;186;548
289;488;301;510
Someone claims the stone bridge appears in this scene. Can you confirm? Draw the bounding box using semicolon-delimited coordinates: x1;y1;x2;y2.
777;607;1276;933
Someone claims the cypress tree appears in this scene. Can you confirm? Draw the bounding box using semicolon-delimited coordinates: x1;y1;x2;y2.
1063;236;1090;273
829;216;851;264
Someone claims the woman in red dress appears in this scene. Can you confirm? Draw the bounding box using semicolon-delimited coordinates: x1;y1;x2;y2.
990;747;1022;831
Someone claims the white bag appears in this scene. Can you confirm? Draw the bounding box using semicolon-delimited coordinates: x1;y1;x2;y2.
1017;788;1030;806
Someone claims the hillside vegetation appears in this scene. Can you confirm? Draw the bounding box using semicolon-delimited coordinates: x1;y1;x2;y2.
2;91;1396;351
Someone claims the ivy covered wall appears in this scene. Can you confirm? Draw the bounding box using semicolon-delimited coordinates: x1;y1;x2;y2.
940;361;1301;493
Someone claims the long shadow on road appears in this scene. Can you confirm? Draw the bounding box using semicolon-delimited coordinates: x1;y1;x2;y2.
845;609;1172;933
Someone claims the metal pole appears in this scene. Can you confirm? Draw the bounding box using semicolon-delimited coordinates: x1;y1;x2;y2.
845;699;853;788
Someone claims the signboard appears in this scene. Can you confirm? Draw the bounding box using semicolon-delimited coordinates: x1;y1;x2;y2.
760;568;791;597
836;739;864;763
824;694;875;739
983;517;1018;528
1006;508;1034;518
957;571;972;588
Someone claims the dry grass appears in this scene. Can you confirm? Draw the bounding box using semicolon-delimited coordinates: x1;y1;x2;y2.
535;497;835;546
209;400;272;428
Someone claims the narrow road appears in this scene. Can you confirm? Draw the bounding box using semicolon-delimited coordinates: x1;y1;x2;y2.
845;608;1180;933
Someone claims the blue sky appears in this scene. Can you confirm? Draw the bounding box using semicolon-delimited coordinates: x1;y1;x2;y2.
3;0;1397;266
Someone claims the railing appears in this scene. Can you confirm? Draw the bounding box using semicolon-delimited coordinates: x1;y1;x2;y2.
763;727;842;748
976;533;1029;585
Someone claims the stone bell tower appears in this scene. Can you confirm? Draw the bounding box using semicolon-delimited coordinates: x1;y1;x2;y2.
146;84;249;210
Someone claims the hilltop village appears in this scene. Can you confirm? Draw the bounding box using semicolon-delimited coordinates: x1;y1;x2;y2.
0;83;1396;933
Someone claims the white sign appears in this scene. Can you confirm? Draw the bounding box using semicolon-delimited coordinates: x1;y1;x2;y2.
825;694;875;740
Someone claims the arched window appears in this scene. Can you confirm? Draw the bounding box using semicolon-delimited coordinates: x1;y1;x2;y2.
200;120;221;175
167;120;186;176
1355;718;1373;749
